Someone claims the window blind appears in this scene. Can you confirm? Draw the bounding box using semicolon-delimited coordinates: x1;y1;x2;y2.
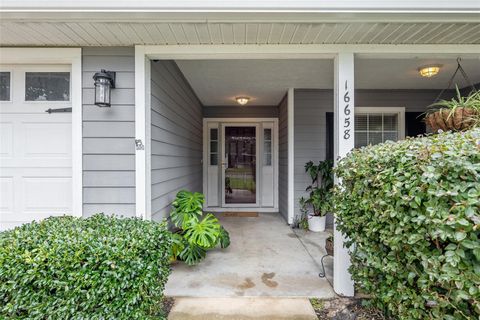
355;113;399;148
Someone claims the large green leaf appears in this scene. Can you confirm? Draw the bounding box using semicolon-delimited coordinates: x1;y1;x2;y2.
169;232;185;262
170;190;204;228
184;214;221;248
217;226;230;249
179;243;206;266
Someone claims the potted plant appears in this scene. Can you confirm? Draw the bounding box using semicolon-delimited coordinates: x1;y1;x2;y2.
325;235;334;256
425;87;480;132
300;160;334;232
296;197;310;230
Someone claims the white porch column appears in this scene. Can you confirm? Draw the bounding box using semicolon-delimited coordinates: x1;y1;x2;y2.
287;88;295;225
333;52;355;296
134;46;151;220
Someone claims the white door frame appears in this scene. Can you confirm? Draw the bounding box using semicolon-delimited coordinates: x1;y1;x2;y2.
0;47;83;218
203;118;279;212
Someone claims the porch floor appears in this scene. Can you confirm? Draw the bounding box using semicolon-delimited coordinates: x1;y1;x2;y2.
165;212;335;298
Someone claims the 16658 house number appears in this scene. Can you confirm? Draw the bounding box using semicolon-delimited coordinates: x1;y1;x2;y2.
343;80;352;140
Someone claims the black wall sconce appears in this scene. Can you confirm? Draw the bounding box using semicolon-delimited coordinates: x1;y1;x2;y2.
93;69;116;107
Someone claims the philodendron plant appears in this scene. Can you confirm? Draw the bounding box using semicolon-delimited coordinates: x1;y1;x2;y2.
169;190;230;265
301;160;334;217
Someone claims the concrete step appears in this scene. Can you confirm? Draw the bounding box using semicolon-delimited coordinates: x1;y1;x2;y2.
168;297;317;320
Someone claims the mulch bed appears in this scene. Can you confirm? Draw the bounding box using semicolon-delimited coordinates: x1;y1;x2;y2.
310;297;387;320
161;297;175;317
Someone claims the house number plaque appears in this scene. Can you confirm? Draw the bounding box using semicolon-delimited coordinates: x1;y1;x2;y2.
135;139;145;150
343;80;352;141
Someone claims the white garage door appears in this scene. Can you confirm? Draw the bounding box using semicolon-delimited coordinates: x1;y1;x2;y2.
0;65;72;231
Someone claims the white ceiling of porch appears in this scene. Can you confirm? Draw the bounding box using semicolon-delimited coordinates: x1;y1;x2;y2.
1;22;479;46
176;58;480;106
176;59;333;106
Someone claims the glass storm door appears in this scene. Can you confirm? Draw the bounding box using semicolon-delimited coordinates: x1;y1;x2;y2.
223;126;257;205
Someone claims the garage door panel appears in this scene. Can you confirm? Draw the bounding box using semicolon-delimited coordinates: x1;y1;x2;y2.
23;121;71;158
1;222;25;231
0;122;13;158
23;177;72;213
0;176;14;214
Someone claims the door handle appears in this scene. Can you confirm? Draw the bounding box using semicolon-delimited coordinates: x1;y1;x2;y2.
45;107;72;114
223;154;228;168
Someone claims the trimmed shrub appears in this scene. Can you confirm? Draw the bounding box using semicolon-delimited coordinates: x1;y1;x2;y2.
0;214;172;319
334;129;480;319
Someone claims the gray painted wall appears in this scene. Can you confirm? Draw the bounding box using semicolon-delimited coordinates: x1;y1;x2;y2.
293;90;330;222
278;95;289;222
150;60;203;221
82;47;136;217
293;88;439;224
356;89;443;112
203;105;279;118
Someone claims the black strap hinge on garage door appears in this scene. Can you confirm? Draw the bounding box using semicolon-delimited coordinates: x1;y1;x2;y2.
45;107;72;114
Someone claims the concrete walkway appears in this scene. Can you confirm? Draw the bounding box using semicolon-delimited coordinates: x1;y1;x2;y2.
165;213;335;298
168;297;318;320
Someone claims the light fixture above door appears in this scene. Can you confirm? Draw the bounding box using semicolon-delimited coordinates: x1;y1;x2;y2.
235;96;250;105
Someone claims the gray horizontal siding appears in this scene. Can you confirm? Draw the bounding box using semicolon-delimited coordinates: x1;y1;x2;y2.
82;47;136;218
203;105;279;118
278;95;288;222
356;89;442;112
150;60;203;221
293;88;441;226
293;90;331;225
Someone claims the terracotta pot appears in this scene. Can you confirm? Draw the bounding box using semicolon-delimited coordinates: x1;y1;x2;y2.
325;238;334;256
426;107;477;132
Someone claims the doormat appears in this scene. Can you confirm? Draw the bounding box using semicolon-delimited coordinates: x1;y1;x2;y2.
221;212;259;217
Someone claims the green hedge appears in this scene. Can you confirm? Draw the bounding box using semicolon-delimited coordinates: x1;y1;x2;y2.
0;214;172;319
334;129;480;319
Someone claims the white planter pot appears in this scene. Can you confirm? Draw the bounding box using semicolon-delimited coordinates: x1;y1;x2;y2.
308;215;326;232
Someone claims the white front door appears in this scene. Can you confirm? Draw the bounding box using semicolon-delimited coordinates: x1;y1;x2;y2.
203;118;278;212
0;65;73;230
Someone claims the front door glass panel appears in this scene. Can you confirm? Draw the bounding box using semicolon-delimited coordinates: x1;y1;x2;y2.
224;126;256;204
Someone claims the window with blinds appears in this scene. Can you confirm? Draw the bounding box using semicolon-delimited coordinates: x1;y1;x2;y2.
355;113;399;148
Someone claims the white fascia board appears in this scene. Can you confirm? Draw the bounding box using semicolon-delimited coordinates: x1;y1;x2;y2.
2;0;480;11
1;1;479;24
143;44;480;60
2;12;476;24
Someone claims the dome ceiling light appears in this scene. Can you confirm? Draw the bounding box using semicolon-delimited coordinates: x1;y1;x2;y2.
235;96;250;105
418;65;442;78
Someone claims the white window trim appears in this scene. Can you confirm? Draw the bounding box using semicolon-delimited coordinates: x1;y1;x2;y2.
355;106;406;141
0;47;83;218
0;69;13;102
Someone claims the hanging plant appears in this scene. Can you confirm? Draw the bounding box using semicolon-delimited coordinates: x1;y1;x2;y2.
425;87;480;132
424;58;480;132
